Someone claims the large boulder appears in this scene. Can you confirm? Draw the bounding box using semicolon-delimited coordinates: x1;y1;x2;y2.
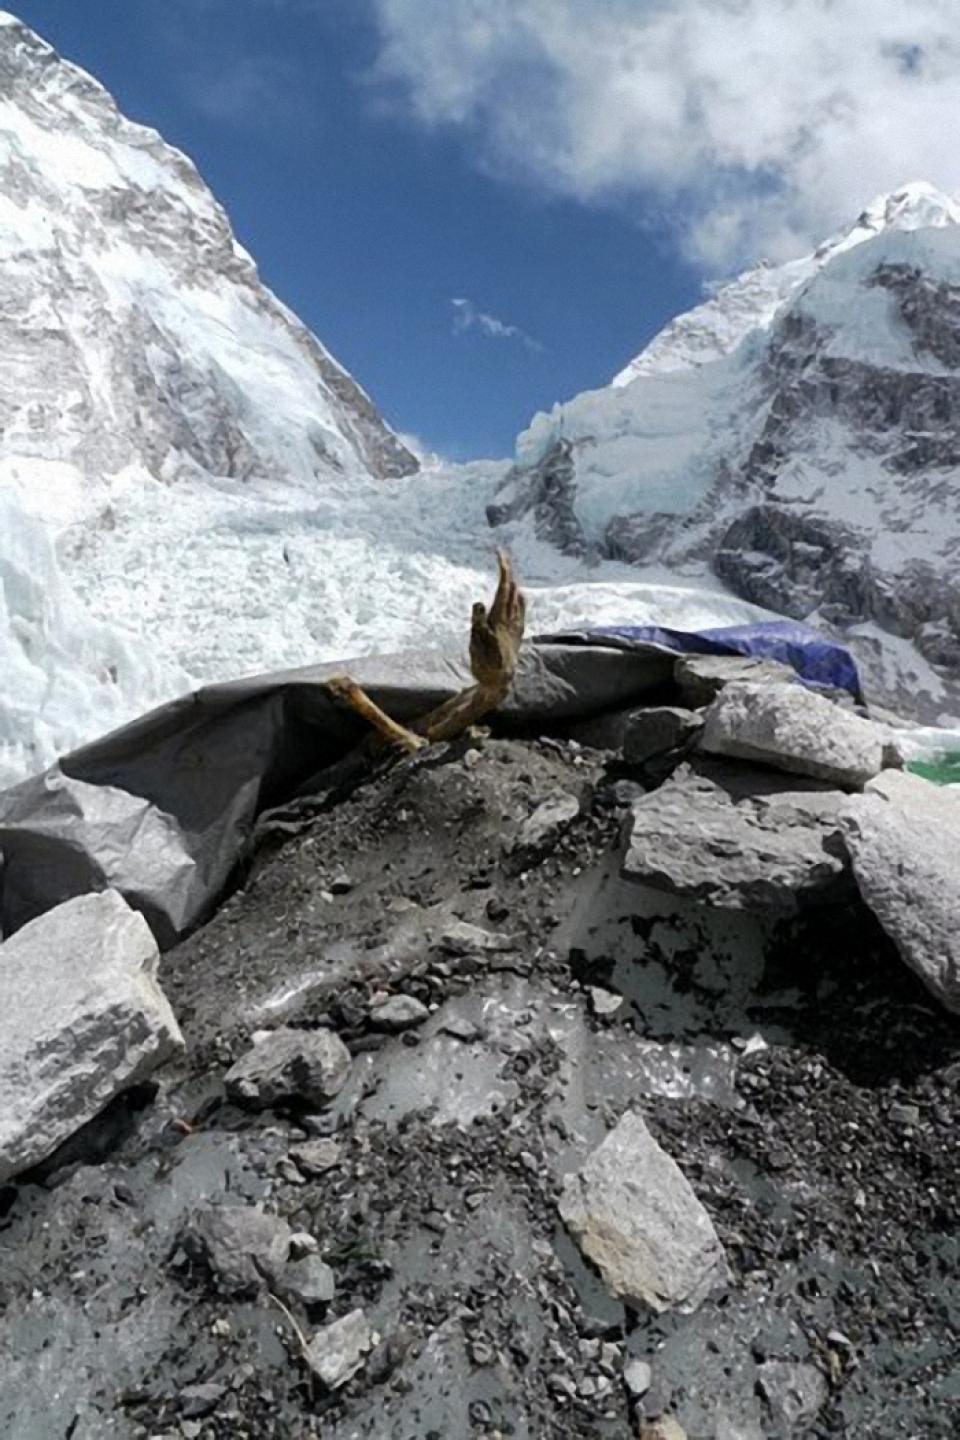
700;681;885;788
0;889;183;1184
841;770;960;1013
622;762;851;915
558;1110;729;1313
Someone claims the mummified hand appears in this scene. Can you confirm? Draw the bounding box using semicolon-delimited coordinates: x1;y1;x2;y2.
324;550;527;751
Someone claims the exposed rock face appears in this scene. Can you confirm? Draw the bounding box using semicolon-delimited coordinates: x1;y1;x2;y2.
490;184;960;720
700;681;886;788
0;888;182;1184
840;769;960;1014
622;762;851;915
558;1110;729;1314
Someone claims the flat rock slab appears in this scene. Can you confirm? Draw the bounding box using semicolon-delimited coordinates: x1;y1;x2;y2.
515;793;580;851
558;1110;729;1314
701;681;885;788
841;770;960;1013
622;762;851;915
224;1026;351;1109
674;654;797;708
0;889;183;1185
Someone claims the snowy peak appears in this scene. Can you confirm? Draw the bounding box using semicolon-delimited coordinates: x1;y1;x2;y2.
614;182;960;388
0;11;415;488
494;183;960;721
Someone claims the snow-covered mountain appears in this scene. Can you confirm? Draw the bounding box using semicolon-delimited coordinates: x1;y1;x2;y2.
0;11;780;786
491;182;960;721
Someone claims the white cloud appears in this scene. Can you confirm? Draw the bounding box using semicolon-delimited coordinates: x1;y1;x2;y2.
369;0;960;268
451;297;544;352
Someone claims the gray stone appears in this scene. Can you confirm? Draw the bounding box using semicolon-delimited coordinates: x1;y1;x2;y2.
290;1138;342;1175
179;1384;226;1419
622;763;850;915
588;986;624;1017
558;1110;728;1314
701;681;885;788
623;707;703;765
516;793;580;851
0;889;183;1185
840;769;960;1012
305;1308;379;1390
224;1026;351;1109
369;994;430;1031
439;921;517;955
184;1205;292;1297
674;654;798;708
638;1419;688;1440
623;1359;653;1397
278;1255;336;1306
756;1361;828;1427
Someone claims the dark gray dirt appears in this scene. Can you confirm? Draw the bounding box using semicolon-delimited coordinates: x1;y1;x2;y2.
0;737;957;1439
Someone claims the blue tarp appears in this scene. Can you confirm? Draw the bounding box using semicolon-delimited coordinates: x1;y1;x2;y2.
552;619;863;700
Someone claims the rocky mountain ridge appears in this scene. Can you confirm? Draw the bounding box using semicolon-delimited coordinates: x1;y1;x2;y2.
491;183;960;722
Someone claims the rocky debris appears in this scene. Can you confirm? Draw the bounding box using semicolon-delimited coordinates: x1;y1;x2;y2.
623;707;703;766
368;993;430;1031
841;769;960;1013
701;680;886;788
622;762;851;915
515;791;581;851
182;1204;293;1297
277;1255;336;1307
1;738;957;1438
674;654;798;708
756;1360;828;1429
305;1308;379;1390
439;919;518;955
0;889;182;1185
224;1026;351;1109
558;1110;729;1314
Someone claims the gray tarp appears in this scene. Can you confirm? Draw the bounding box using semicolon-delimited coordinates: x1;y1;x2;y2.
0;640;675;947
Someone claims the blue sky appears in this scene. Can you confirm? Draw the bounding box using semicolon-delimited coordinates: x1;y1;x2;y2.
13;0;703;460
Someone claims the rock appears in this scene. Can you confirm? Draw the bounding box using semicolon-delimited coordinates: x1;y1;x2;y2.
621;762;851;915
305;1308;379;1390
278;1255;336;1306
183;1205;292;1297
179;1384;226;1419
701;681;885;788
638;1418;687;1440
439;921;518;955
756;1361;828;1427
224;1027;351;1109
840;769;960;1012
623;707;703;765
515;793;580;851
674;654;799;708
623;1359;653;1397
0;889;183;1185
329;872;354;895
290;1138;342;1175
368;994;430;1031
588;986;624;1017
558;1110;729;1314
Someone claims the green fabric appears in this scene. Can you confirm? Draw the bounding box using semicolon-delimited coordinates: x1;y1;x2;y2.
906;751;960;786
